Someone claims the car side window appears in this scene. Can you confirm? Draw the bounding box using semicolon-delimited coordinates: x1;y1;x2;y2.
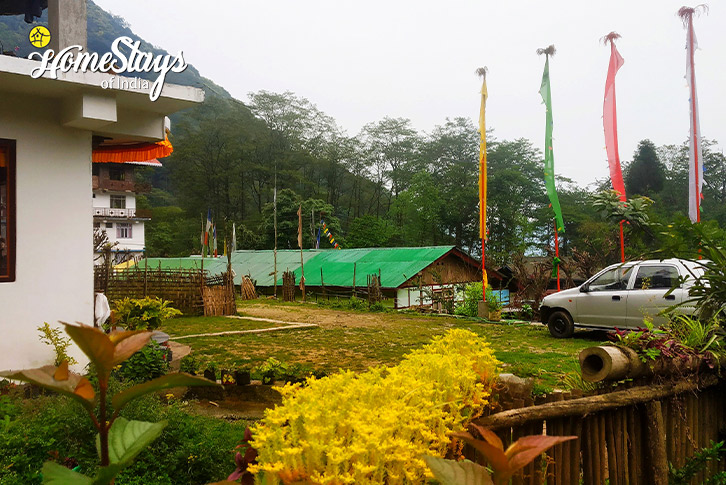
588;266;632;292
633;265;680;290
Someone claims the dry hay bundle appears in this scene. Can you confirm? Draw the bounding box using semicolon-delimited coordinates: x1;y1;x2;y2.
240;275;257;300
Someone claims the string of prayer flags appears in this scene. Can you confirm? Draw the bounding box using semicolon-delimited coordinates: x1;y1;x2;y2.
321;221;341;249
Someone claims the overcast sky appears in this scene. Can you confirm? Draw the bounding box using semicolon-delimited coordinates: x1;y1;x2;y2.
94;0;725;187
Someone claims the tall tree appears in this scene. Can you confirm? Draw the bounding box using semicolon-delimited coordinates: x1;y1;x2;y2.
360;117;421;217
624;139;665;197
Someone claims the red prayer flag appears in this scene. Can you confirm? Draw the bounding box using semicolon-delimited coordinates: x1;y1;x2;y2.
603;35;626;202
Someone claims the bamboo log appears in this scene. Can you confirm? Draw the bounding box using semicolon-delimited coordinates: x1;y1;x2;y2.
579;345;717;382
644;401;668;485
476;375;718;429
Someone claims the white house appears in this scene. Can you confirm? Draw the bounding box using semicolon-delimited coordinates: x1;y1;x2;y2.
0;2;203;370
92;158;161;265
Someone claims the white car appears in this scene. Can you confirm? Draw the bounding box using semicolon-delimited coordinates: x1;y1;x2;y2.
539;258;705;338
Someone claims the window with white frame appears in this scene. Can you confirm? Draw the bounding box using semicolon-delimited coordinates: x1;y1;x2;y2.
116;223;132;239
110;195;126;209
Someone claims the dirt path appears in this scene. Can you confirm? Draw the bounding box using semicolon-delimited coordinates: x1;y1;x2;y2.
237;303;398;328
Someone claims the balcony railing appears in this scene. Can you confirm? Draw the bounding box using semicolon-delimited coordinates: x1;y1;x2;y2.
92;207;152;219
92;177;151;193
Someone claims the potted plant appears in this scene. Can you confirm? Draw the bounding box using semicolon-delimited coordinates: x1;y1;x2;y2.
485;285;503;321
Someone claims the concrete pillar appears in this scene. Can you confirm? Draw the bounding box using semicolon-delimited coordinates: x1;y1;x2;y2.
48;0;87;52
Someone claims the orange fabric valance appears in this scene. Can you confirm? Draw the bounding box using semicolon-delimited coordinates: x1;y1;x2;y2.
92;137;173;164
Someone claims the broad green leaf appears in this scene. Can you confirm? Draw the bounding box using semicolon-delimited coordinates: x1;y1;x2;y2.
0;365;94;411
112;373;218;411
505;435;577;474
91;464;124;485
100;418;167;466
423;456;493;485
41;461;93;484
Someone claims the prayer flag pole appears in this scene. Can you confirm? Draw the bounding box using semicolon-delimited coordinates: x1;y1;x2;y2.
476;67;489;301
679;5;706;223
538;45;565;292
602;32;627;262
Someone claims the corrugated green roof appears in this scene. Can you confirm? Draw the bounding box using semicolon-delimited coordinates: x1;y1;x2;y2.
230;250;319;286
134;246;464;289
290;246;456;288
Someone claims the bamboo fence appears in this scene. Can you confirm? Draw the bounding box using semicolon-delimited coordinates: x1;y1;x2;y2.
469;375;726;484
94;264;235;316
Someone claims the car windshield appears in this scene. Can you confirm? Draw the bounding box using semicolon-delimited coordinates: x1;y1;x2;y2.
587;265;633;292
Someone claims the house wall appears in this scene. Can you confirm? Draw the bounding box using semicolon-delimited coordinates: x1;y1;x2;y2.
93;192;137;209
0;94;92;370
93;191;145;261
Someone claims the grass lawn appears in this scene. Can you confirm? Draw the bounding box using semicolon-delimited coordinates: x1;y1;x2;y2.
161;301;607;393
161;315;280;337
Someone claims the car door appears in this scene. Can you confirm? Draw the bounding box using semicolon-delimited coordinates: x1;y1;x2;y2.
575;265;633;327
625;264;682;328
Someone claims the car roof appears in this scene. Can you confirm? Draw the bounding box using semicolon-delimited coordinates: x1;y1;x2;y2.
610;258;707;271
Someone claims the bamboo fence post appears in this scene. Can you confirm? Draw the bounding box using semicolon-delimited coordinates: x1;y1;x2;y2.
143;253;148;297
627;404;639;485
644;401;668;484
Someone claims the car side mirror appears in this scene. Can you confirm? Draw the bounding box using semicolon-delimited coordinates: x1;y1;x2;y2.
580;285;589;293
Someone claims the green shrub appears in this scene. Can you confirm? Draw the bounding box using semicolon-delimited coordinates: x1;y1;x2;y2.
254;358;289;384
111;297;182;331
485;285;504;312
117;343;170;383
347;296;366;311
369;301;386;312
37;322;77;366
0;392;247;484
179;354;199;375
455;282;483;317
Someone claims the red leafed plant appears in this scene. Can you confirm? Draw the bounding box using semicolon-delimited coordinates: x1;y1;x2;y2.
425;423;577;485
227;427;258;484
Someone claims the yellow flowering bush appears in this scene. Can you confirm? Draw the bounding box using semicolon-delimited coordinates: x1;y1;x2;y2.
249;329;500;484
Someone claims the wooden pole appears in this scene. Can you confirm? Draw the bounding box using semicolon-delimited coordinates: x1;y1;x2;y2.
554;219;560;291
273;170;278;298
476;374;717;429
300;244;305;303
352;262;357;297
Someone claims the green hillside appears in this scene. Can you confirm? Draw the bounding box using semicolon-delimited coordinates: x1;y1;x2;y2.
0;1;230;98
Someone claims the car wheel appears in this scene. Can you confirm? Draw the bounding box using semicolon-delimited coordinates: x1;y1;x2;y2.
548;310;574;338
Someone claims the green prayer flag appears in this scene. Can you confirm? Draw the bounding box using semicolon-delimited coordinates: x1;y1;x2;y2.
539;56;565;233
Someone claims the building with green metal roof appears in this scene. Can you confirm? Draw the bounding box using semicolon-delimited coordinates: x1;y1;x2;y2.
135;246;503;309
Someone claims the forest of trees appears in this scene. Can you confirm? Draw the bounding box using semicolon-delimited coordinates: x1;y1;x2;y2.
138;90;726;269
3;2;720;270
